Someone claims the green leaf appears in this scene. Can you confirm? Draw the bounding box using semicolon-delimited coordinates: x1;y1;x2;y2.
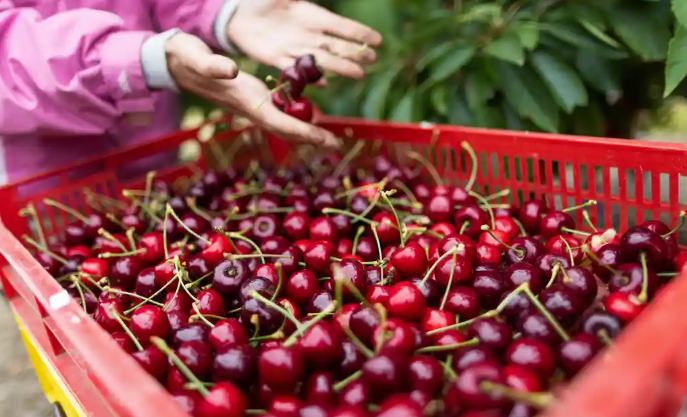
472;104;505;128
664;24;687;97
336;0;399;48
579;20;621;48
568;3;607;30
430;87;448;115
575;51;622;95
515;23;540;50
465;71;496;110
417;42;456;72
446;90;474;126
673;0;687;28
360;69;399;119
429;46;476;83
389;92;416;122
483;34;525;66
458;4;503;24
608;7;670;60
542;24;628;59
496;62;560;132
530;51;588;113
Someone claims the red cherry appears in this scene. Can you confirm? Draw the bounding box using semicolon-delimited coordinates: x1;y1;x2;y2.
283;212;311;241
208;318;249;350
303;241;334;275
298;321;343;369
390;242;428;278
195;382;247;417
421;308;455;333
131;345;169;381
386;282;427;321
129;305;170;347
475;243;502;264
425;194;454;223
505;337;556;379
284;98;313;122
272;92;287;110
433;254;473;287
309;216;339;241
430;222;457;238
80;257;109;278
371;212;400;245
585;229;620;253
294;239;313;254
270;395;300;417
365;285;391;305
372;318;416;356
177;340;213;378
196;289;227;317
202;233;236;267
438;234;477;263
93;299;124;333
137;232;164;264
332;303;359;337
604;292;644;322
442;286;481;319
446;362;507;410
545;235;583;264
280;67;308;97
258;346;305;390
503;364;543;392
69;245;93;259
295;54;324;83
494;216;520;239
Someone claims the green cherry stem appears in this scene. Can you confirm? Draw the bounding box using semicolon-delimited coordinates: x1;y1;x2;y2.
512;217;527;237
74;279;87;311
480;382;554;409
637;252;649;304
343;325;375;358
352;226;365;255
143;171;156;208
380;190;405;246
192;304;216;328
392;179;420;206
18;203;48;248
174;257;200;303
333;370;363;392
522;284;570;341
562;200;597;213
459;221;470;235
662;211;687;238
98;248;146;259
271;263;283;302
415;337;479;353
483;188;511;202
283;301;338;347
582;210;598;232
163;206;170;260
409;151;444;187
461;141;478;192
420;246;461;287
371;224;385;280
469;191;495;229
22;235;68;264
126;272;179;314
125;229;138;252
439;251;458;311
151;337;210;397
560;227;591;236
110;305;143;351
334;179;388;200
98;228;129;252
186;197;214;223
426;310;498;336
545;263;562;288
250;291;303;332
480;225;524;258
581;245;618;275
43;198;91;224
560;238;575;266
167;204;211;244
333;141;366;179
106;288;165;307
442;355;457;380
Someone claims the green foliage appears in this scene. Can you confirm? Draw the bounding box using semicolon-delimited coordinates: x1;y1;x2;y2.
302;0;684;136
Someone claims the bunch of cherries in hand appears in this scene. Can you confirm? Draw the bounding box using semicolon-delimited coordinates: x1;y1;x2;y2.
269;55;323;123
22;130;687;417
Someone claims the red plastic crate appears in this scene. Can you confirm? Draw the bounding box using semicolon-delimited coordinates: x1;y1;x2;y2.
1;115;687;417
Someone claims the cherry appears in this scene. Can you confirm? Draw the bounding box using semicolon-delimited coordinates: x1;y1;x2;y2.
429;329;467;359
446;362;507;410
585;228;620;253
172;323;209;347
334;259;368;299
329;406;370;417
466;317;513;352
306;217;337;242
296;404;328;417
361;353;407;397
339;340;366;377
167;311;190;333
188;255;211;281
285;98;314;122
431;222;457;238
386;282;427;321
375;396;424;417
372;318;416;356
503;364;542;393
581;311;623;341
535;254;571;280
283;212;311;241
454;205;488;237
476;243;502;264
539;211;574;239
409;277;440;305
443;286;481;319
177;340;213;378
240;297;283;335
258;346;305;390
421;308;455;334
129;305;170;347
354;237;376;262
303;241;334;275
131;345;168;381
494;216;520;239
545;234;583;264
472;271;507;309
304;372;337;406
181;212;209;235
506;237;545;265
299;321;343;370
254;263;281;288
371;212;399;245
452;346;499;372
239;276;276;303
339;380;370;407
280;66;307;97
122;213;147;234
137;232;164;264
604;292;644;322
608;263;659;298
111;332;135;353
619;226;668;265
408;356;444;395
195;382;247;417
211;343;257;388
261;236;291;255
479;228;512;253
517;311;561;346
202;234;236;268
270;395;301;417
365;268;384;288
434;254;473;287
556;333;602;377
308;290;335;314
592;244;622;281
196;289;228;317
93;298;124;333
285;269;319;306
390;242;428;278
349;306;381;345
505;262;542;294
425;194;454;223
172;391;203;414
537;285;585;326
505;337;556;380
556;266;597;304
518;200;547;234
153;259;178;288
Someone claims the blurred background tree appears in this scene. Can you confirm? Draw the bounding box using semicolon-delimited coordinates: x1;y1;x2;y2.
188;0;687;139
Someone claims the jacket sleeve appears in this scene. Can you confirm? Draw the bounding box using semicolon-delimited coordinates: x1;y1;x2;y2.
0;7;157;136
149;0;241;54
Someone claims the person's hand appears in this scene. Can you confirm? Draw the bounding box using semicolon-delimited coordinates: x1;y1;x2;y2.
165;33;340;148
226;0;382;80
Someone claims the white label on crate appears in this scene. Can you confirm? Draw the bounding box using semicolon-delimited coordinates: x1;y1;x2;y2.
49;289;71;310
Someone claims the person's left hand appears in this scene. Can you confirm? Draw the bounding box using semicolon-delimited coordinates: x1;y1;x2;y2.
226;0;382;80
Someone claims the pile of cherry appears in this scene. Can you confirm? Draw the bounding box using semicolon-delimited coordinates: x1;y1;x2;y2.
20;140;687;417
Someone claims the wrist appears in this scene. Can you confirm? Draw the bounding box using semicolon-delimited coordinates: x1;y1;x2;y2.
141;29;182;92
214;0;243;55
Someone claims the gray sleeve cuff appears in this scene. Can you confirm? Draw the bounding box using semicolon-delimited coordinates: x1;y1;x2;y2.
141;28;181;92
214;0;242;55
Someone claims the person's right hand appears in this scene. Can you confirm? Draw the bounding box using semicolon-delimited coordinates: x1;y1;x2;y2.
165;32;340;149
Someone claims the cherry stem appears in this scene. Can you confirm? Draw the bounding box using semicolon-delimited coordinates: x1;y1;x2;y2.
581;244;618;275
21;235;68;264
582;210;598;232
208;137;231;170
426;310;498;336
84;189;127;211
74;279;87;311
522;284;570;341
598;329;613;346
19;203;47;248
663;211;686;238
106;288;164;307
560;238;575;266
483;188;511;202
415;337;479;353
469;191;495;229
249;330;284;343
370;224;385;281
510;217;527;237
441;355;457;380
480;225;524;257
97;228;129;252
142;171;156;208
333;141;365;179
409;151;443;187
380;190;406;247
562;200;597;213
334;179;388;200
658;272;679;277
283;301;338;347
271;263;283;302
110;305;143;351
126;273;179;314
352;226;365;255
99;248;146;259
186;197;214;223
151;337;210;397
343;325;374;358
192;304;216;328
637;252;649;304
392;179;420;206
222;230;264;263
333;369;363;392
459;221;470;235
166;204;211;245
122;191;162;223
560;227;590;236
420;246;461;286
545;263;562;288
457;141;477;192
43;198;90;224
224;187;287;203
373;304;388;354
439;251;458;311
250;291;303;333
480;382;554;409
174;257;200;304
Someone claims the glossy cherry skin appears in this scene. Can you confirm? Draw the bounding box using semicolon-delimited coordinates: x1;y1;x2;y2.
172;323;208;348
425;194;454;223
478;229;512;253
172;390;203;415
538;285;585;326
177;340;213;378
258;346;305;390
539;211;574;239
128;305;170;347
131;346;169;381
408;355;444;395
421;308;455;334
376;396;424;417
557;333;602;377
446;362;507;411
505;337;556;379
212;259;250;297
390;242;428;278
211;343;257;388
434;254;473;287
209;318;249;350
494;216;521;239
339;340;366;378
507;237;546;264
269;395;301;417
581;311;623;341
285;269;319;306
608;263;659;298
517;198;546;230
240;297;283;336
386;282;427;321
372;318;416;356
503;364;542;393
333;259;368;299
545;234;583;264
93;299;124;334
298;321;343;370
304;372;337;407
452;345;499;372
517;311;562;346
195;382;247;417
466;317;513;352
136;232;165;264
309;217;339;242
202;234;235;268
303;241;334;275
371;212;400;245
472;271;507;309
339;380;370;408
196;289;228;317
505;262;543;294
239;276;276;303
535;254;571;281
556;266;598;304
283;212;311;241
361;353;407;397
438;234;477;263
308;290;335;314
349;306;381;345
454;205;489;237
620;226;668;265
592;244;623;281
443;286;482;319
604;292;645;322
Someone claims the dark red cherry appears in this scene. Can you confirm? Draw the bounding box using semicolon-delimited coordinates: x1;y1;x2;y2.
196;289;227;317
252;214;280;242
507;237;546;264
254;263;281;288
452;346;499;372
172;390;203;414
372;318;416;356
545;235;583;264
295;54;324;83
390;242;428;278
258;346;305;390
620;226;668;265
581;311;623;341
371;213;399;245
211;343;257;388
476;243;501;264
446;362;507;410
494;216;520;239
354;237;376;262
376;395;424;417
539;211;574;239
283;212;311;241
466;317;512;352
280;66;307;97
177;340;213;378
269;395;300;417
131;346;169;381
239;276;276;303
503;364;542;393
361;353;407;397
538;285;585;326
592;244;622;281
308;290;335;314
339;380;370;408
339;340;366;377
349;306;381;346
212;259;250;298
425;194;454;223
535;254;571;280
557;266;597;303
386;282;427;321
112;332;135;354
285;270;319;306
110;258;143;290
505;337;556;379
421;308;455;334
443;286;481;319
498;291;532;325
409;277;440;306
408;356;444;395
299;321;343;370
261;236;291;255
517;311;561;346
172;323;209;347
309;217;339;242
93;299;124;333
454;205;488;237
303;241;334;275
434;254;473;287
194;382;246;417
472;271;506;309
604;292;644;322
518;200;547;234
505;262;542;294
333;259;368;299
240;298;283;336
208;318;248;350
608;263;659;298
304;371;337;406
556;333;602;377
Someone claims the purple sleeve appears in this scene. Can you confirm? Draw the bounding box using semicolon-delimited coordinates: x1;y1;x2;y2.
149;0;228;50
0;7;156;135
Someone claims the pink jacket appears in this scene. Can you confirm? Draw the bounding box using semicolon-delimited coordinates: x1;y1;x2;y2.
0;0;240;186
